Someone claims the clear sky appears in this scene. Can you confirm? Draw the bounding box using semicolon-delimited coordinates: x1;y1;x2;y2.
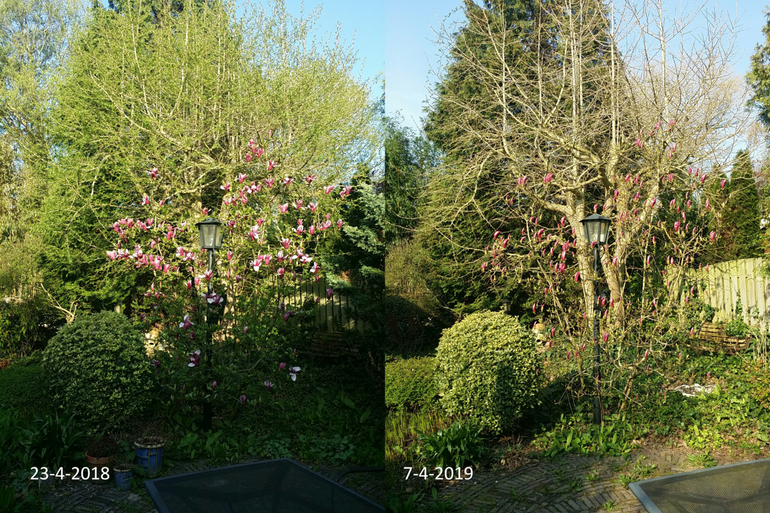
239;0;385;101
385;1;770;134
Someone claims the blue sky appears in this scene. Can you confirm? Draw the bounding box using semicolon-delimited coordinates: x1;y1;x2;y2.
385;0;770;133
237;0;385;101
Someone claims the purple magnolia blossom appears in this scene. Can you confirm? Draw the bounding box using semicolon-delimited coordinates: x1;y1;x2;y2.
326;288;333;299
279;362;287;372
289;367;301;381
180;314;194;330
264;381;273;391
240;395;247;405
212;381;217;391
188;350;201;367
151;359;161;367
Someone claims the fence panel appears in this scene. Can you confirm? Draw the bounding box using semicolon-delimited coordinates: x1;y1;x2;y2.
685;258;769;329
275;275;364;333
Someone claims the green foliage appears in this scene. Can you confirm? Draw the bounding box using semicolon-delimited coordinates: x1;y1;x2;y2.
686;452;717;468
385;356;439;412
722;150;763;259
0;360;47;411
414;421;485;469
435;311;543;434
533;412;634;458
382;114;438;247
41;311;154;433
298;434;356;466
16;410;85;470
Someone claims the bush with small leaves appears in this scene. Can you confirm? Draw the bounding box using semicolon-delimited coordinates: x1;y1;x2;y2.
435;310;542;434
42;311;154;433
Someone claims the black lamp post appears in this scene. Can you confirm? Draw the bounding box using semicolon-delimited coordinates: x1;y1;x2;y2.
580;213;611;425
195;217;223;432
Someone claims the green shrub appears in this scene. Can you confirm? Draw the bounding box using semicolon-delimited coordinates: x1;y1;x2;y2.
42;311;154;433
414;421;485;469
0;361;47;411
435;310;543;434
385;357;438;412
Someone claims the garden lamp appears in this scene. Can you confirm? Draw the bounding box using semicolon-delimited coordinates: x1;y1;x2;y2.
580;213;611;425
195;217;224;250
195;217;223;432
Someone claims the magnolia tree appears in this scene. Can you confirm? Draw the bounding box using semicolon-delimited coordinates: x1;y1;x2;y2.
106;140;350;409
424;0;751;409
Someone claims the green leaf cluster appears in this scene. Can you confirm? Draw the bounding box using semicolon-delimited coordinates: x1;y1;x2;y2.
41;311;154;433
385;356;439;412
435;310;543;434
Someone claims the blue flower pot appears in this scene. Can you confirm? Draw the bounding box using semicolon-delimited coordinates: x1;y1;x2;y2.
135;438;165;476
114;468;132;491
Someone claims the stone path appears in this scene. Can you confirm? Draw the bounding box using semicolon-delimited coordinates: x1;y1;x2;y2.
39;457;385;512
435;443;769;512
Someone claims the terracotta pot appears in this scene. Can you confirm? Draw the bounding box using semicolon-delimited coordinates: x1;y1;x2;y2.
85;451;115;485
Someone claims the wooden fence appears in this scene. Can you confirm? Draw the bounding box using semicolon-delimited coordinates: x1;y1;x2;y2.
682;257;770;328
276;275;365;333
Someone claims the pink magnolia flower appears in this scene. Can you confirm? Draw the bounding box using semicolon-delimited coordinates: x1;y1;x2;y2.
265;178;275;188
544;173;553;183
277;268;285;277
709;231;716;243
107;251;117;260
246;153;252;163
255;148;263;159
603;333;609;343
268;161;276;171
324;185;335;194
341;185;353;198
279;204;289;213
327;288;333;299
147;167;158;178
264;381;273;391
227;251;233;261
289;367;301;381
707;371;711;379
281;238;291;249
279;362;287;371
212;381;217;391
574;271;580;282
220;183;231;191
282;177;294;186
188;349;201;367
643;349;649;360
151;359;160;367
204;270;213;281
305;174;317;184
337;219;344;229
141;195;150;205
721;179;727;189
240;394;247;405
238;173;247;183
180;314;194;330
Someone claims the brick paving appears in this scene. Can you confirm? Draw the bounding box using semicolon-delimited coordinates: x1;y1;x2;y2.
435;444;769;513
39;457;385;512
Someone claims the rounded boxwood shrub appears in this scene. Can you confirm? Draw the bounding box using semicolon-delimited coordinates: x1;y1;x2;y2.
42;311;154;433
385;356;438;412
435;310;542;435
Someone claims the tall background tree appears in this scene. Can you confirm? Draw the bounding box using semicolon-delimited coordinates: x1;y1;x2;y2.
34;0;379;320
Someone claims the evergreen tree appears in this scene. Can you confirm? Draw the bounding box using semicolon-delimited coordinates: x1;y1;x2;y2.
725;150;763;259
